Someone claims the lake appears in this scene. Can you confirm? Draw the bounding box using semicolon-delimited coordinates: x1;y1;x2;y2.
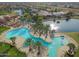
43;19;79;32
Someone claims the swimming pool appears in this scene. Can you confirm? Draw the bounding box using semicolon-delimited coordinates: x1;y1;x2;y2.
6;27;50;47
6;27;68;57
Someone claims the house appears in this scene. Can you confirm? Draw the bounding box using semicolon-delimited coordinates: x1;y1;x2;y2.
30;8;39;16
13;9;23;16
38;10;52;16
53;12;66;16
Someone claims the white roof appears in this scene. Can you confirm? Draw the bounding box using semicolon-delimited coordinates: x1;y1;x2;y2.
53;12;66;16
0;16;4;19
38;10;52;16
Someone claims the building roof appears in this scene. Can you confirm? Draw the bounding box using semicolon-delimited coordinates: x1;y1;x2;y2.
53;12;66;16
38;10;52;16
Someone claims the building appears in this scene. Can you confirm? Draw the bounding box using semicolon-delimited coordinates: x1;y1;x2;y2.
53;12;66;16
38;10;52;16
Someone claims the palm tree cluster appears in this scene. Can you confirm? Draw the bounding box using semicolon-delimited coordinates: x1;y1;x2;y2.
10;37;16;46
19;16;26;25
19;12;50;39
19;11;33;26
32;14;50;39
24;38;43;56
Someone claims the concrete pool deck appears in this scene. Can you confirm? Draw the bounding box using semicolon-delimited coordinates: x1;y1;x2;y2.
57;33;79;47
56;33;79;57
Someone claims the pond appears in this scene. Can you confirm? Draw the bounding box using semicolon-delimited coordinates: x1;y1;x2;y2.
43;19;79;32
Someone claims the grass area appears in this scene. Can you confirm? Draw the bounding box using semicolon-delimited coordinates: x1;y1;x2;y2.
0;26;10;34
64;32;79;57
74;47;79;57
0;11;11;15
7;47;26;57
0;42;11;53
0;42;26;57
64;32;79;44
71;16;79;19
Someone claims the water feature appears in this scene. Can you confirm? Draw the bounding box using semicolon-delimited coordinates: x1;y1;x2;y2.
43;19;79;32
6;27;50;47
6;27;68;57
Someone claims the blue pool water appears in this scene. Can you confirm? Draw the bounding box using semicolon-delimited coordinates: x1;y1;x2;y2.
6;27;68;57
48;37;68;57
6;28;50;47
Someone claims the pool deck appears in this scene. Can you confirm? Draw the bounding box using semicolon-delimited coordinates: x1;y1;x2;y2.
55;32;79;57
56;33;79;47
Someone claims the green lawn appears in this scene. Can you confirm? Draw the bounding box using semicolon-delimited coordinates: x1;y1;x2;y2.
0;26;10;34
7;47;26;57
0;11;11;15
74;47;79;57
0;42;26;57
72;16;79;19
65;32;79;44
0;42;11;53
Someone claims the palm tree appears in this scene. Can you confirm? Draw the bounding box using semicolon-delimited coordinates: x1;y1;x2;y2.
24;13;32;21
35;42;42;56
24;38;33;51
25;8;30;13
32;14;44;36
19;16;26;26
32;14;44;24
44;25;50;39
32;24;38;35
10;37;16;46
66;43;76;57
54;8;58;12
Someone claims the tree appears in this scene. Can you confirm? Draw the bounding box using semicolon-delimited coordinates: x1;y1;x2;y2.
32;14;44;36
65;11;73;21
32;14;44;24
25;8;30;13
24;13;31;19
24;38;42;55
19;16;26;25
44;25;50;39
24;38;34;52
10;37;16;46
32;14;50;40
65;43;76;57
35;42;42;56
